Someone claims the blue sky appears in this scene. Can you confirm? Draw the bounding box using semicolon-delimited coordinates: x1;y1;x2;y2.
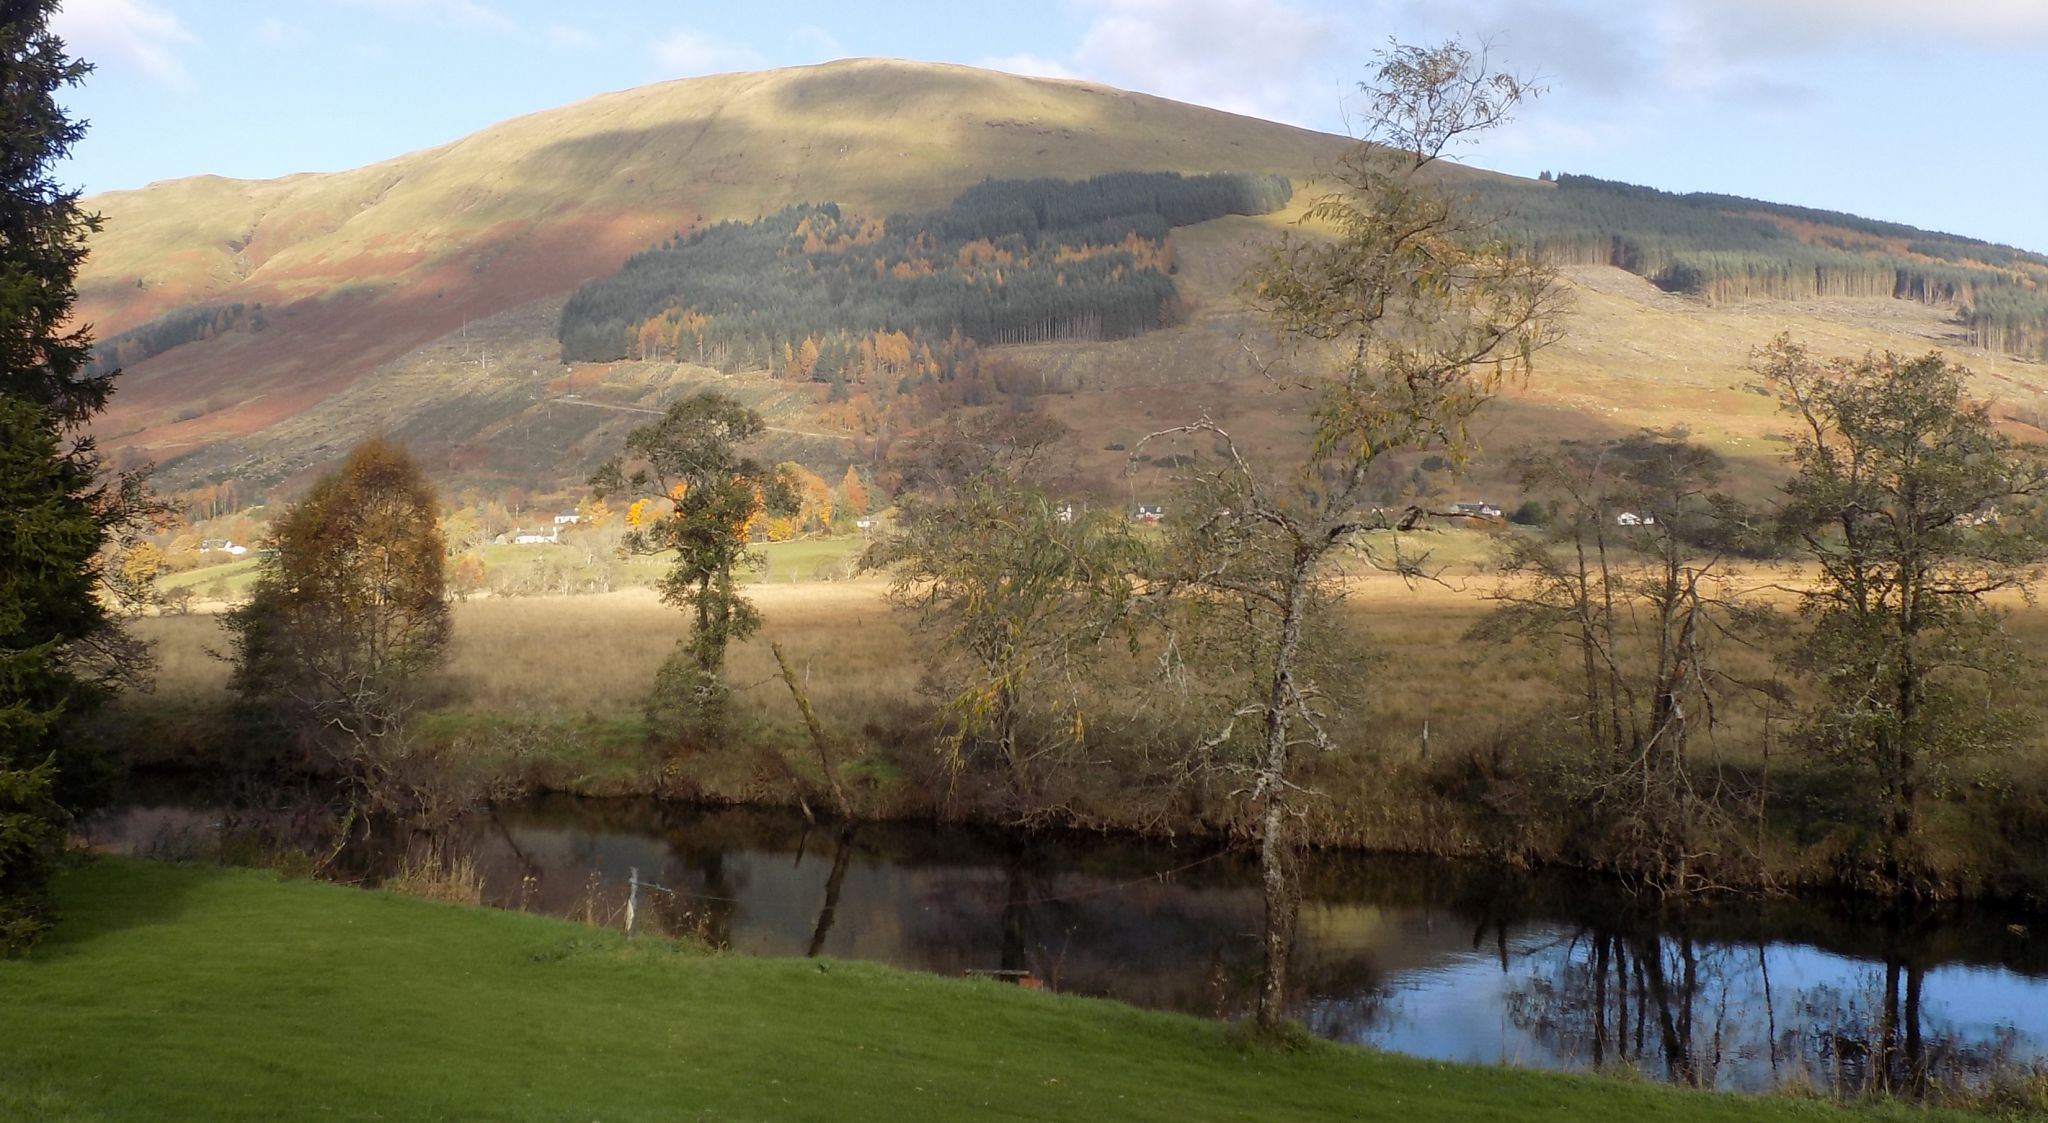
50;0;2048;252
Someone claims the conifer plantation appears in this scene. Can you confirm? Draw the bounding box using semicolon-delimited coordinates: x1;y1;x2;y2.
1468;174;2048;358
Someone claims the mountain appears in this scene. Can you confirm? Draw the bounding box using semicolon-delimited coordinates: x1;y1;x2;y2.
74;59;1346;494
75;58;2048;505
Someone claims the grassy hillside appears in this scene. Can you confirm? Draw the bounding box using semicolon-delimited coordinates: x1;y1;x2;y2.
76;59;1350;482
1466;174;2048;358
1;858;1974;1122
75;59;2048;505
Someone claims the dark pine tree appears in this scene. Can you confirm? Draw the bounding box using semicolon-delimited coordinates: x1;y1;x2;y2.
0;1;119;955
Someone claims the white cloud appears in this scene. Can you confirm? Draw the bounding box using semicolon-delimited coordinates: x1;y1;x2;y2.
1346;0;1860;154
337;0;516;34
1678;0;2048;53
977;53;1080;81
1393;0;1653;96
545;24;596;51
1639;0;2048;113
1067;0;1352;124
52;0;198;86
651;28;762;76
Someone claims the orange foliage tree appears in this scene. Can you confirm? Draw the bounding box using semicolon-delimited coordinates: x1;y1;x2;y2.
839;466;870;516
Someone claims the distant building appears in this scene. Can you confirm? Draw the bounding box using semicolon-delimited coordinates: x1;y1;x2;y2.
511;528;559;545
1132;504;1164;524
1616;511;1657;527
1450;501;1503;520
1055;503;1075;524
199;539;250;557
553;512;581;525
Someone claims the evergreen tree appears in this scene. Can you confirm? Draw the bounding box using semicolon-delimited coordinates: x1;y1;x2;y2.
0;3;116;955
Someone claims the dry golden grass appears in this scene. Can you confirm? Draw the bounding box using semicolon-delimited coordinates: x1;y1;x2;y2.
380;846;486;906
134;564;2048;769
136;613;232;698
141;579;923;729
435;580;918;728
125;567;2048;892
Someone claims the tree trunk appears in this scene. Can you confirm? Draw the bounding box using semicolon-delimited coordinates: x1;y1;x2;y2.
1254;551;1314;1032
1256;793;1299;1030
1592;932;1611;1067
772;641;849;816
1903;960;1925;1096
1639;935;1698;1086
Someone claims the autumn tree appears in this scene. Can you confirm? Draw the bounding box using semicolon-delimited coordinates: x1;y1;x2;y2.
1146;41;1562;1031
839;465;871;517
0;6;138;955
780;462;835;534
448;553;488;601
1760;338;2048;893
225;439;450;813
592;391;796;741
102;539;166;617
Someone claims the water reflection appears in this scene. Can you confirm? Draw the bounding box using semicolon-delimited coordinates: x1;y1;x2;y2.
87;790;2048;1093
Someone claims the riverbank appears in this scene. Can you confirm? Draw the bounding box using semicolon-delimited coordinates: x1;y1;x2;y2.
1;858;1999;1122
105;576;2048;905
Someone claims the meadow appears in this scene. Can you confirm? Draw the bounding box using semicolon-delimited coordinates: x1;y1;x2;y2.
124;517;2048;903
0;858;1996;1123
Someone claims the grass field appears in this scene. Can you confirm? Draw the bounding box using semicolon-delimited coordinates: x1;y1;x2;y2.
0;858;1980;1123
120;548;2048;895
130;561;1531;756
131;551;2048;769
157;555;264;597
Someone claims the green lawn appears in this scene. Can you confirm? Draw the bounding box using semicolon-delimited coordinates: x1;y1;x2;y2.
157;556;264;597
748;535;867;583
1;860;1968;1123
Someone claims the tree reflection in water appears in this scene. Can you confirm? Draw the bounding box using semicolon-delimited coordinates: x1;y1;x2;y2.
1504;915;2040;1095
1505;924;1748;1086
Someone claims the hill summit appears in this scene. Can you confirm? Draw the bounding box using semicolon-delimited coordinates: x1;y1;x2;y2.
75;59;2048;503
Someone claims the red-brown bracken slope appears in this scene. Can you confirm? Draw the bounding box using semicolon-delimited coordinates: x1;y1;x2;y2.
77;58;1349;488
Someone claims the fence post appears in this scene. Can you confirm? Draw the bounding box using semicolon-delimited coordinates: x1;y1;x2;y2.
626;866;639;939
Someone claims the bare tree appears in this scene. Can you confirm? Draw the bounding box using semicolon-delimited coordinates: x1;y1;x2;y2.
1474;433;1770;896
1146;40;1566;1032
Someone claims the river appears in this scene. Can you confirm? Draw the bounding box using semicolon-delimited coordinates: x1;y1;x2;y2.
87;789;2048;1095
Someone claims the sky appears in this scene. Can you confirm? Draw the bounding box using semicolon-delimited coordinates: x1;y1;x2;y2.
48;0;2048;252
